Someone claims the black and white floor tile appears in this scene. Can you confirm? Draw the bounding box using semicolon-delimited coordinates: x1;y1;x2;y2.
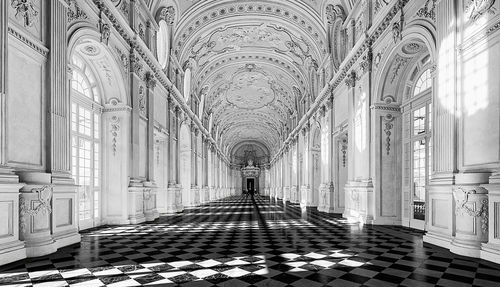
1;195;500;286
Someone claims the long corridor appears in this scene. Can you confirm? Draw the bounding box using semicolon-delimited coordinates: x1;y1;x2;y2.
1;196;500;287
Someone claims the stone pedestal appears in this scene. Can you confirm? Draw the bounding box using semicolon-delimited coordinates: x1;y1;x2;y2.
0;168;25;265
300;185;311;208
19;176;56;257
191;187;200;206
318;183;336;213
128;185;146;224
143;186;159;221
283;186;290;204
343;180;374;224
450;186;488;257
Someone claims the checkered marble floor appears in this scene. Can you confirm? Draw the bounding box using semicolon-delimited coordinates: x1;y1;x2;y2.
2;195;500;286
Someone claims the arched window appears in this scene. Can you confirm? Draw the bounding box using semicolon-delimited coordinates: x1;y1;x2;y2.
70;54;102;230
413;69;432;96
184;67;191;102
156;19;169;68
403;67;432;229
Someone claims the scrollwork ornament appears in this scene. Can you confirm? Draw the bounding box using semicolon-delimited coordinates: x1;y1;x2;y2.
160;6;176;25
19;185;53;234
383;114;395;155
110;116;120;156
11;0;38;27
416;0;437;21
341;136;348;167
466;0;496;23
99;15;111;45
453;187;489;233
345;70;357;88
66;0;88;23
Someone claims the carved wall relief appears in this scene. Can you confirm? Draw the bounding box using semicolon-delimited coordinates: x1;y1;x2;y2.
453;187;489;233
110;116;120;156
20;186;53;234
465;0;496;23
11;0;38;27
383;114;395;155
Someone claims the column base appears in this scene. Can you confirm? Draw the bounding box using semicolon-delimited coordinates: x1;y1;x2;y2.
25;236;56;258
54;232;81;250
0;241;26;265
481;243;500;265
423;232;452;250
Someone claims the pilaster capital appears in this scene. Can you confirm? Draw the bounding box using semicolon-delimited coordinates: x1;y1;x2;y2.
145;72;156;89
159;6;176;25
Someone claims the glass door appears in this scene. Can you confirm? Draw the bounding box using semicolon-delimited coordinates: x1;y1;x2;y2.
409;104;432;230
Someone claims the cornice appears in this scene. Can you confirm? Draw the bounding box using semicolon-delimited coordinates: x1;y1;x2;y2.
8;25;49;57
90;0;230;165
271;0;410;164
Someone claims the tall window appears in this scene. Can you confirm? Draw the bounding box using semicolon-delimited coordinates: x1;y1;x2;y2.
70;54;102;230
157;20;169;68
404;68;432;224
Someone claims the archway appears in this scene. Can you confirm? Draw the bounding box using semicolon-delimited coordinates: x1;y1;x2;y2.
68;29;129;228
374;32;435;229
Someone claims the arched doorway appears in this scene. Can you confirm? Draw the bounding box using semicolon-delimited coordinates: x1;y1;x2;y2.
70;53;102;230
403;60;433;230
375;35;435;230
68;30;129;228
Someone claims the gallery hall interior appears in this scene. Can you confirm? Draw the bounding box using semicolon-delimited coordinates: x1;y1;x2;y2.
1;0;500;286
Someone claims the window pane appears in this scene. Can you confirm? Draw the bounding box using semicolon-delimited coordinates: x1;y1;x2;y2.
413;106;426;135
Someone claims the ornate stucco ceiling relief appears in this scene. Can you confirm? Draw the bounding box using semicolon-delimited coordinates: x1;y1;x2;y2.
173;1;327;160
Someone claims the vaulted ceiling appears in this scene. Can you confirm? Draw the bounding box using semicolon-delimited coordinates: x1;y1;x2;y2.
172;0;329;160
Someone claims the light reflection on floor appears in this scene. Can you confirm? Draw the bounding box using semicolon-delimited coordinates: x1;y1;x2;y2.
1;195;500;286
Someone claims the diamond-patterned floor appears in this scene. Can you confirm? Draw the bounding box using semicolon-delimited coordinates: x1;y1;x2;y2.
1;195;500;286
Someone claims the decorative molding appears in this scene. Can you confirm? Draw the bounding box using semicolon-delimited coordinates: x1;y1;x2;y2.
371;103;401;112
115;47;129;72
359;49;373;75
416;0;436;21
453;187;488;233
341;136;348;167
110;116;120;156
11;0;38;27
457;19;500;54
130;51;144;78
19;185;53;234
345;70;357;88
7;26;48;57
138;22;145;40
392;0;405;44
159;6;175;25
99;14;111;45
383;114;395;155
465;0;496;23
66;0;88;23
138;86;146;115
174;3;327;58
145;72;156;89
